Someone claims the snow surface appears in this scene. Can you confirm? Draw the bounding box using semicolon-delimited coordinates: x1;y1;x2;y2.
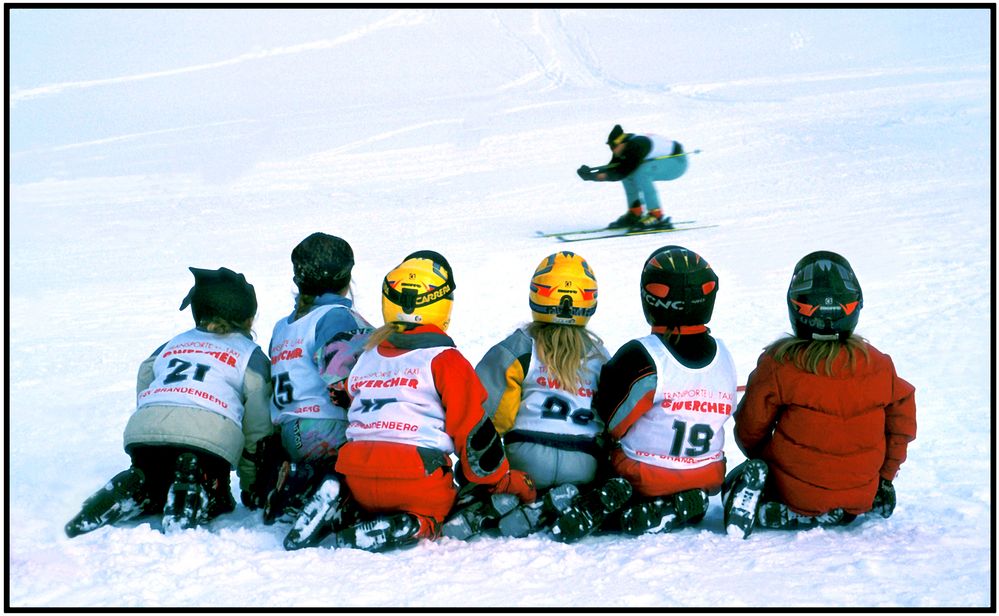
6;6;993;610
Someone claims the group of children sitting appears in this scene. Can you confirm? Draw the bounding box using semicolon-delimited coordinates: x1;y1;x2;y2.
65;232;917;552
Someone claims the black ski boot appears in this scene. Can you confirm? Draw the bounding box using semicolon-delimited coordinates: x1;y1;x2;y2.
336;513;428;553
756;502;849;530
550;477;632;543
608;210;642;229
442;492;519;540
283;475;356;550
162;453;209;533
498;483;580;538
723;459;768;539
65;468;148;538
263;461;321;525
618;489;708;535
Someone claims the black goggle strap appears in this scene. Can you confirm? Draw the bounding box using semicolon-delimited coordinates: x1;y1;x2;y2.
382;280;454;314
382;250;456;315
529;299;597;319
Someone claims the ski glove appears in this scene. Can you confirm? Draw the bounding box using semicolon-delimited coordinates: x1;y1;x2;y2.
241;433;286;510
871;477;896;518
491;470;537;504
577;165;593;180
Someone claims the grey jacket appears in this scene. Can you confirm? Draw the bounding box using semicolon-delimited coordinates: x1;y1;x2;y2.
123;337;273;491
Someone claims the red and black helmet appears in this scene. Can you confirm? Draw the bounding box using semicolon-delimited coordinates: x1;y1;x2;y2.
640;245;718;327
787;251;863;341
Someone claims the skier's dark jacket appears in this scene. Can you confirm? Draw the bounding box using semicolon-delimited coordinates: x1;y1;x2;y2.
599;136;653;181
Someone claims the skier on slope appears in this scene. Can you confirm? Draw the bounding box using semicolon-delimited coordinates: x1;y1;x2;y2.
443;251;617;540
250;233;374;525
283;250;536;552
551;245;736;543
576;125;689;231
65;267;273;537
725;251;917;538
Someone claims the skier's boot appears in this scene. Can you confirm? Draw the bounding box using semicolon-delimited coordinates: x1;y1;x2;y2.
722;459;768;539
263;461;321;525
618;488;708;535
631;211;673;231
442;492;519;540
162;453;209;533
65;468;149;538
550;477;632;543
756;502;849;530
498;483;580;538
336;513;434;553
608;203;644;229
283;475;356;551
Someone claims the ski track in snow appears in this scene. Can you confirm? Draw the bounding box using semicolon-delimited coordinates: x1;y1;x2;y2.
7;8;992;609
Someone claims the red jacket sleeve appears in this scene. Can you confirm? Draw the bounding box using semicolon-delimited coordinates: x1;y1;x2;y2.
733;353;782;459
880;360;917;480
432;348;510;485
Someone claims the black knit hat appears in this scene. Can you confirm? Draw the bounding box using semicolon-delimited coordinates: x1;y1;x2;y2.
292;232;354;296
607;124;625;145
180;267;257;324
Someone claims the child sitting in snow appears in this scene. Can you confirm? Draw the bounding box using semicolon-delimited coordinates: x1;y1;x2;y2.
65;267;273;536
443;251;615;540
252;233;373;530
283;250;536;552
726;251;917;538
552;245;737;543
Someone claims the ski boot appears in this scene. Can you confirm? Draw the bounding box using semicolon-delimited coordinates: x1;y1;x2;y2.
608;209;642;229
550;477;632;543
618;488;708;536
162;453;210;533
205;480;237;519
631;213;673;231
65;468;148;538
756;502;849;530
336;513;430;553
442;492;519;540
283;475;356;551
722;459;768;539
263;461;321;525
498;483;580;538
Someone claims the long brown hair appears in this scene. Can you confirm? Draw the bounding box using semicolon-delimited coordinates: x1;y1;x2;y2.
294;282;352;320
527;322;603;392
766;334;870;376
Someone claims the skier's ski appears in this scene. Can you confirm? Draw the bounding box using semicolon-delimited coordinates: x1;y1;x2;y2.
537;220;696;238
554;223;718;243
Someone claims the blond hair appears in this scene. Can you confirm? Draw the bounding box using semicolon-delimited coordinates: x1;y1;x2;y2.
527;321;603;392
766;334;870;376
364;322;406;351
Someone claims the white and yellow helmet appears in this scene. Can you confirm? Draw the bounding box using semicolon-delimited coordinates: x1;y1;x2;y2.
528;251;598;327
381;250;455;331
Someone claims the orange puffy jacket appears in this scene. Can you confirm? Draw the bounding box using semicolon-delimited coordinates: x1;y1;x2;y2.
734;342;916;516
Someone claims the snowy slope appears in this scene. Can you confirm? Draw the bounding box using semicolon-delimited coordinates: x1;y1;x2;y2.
7;7;993;609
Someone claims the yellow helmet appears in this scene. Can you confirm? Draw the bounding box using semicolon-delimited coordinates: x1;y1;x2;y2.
529;251;598;326
381;250;455;330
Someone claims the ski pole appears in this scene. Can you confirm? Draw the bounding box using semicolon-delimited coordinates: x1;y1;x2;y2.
653;148;701;161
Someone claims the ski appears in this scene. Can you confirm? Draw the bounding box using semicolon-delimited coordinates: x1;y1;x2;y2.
554;223;718;243
537;220;697;238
